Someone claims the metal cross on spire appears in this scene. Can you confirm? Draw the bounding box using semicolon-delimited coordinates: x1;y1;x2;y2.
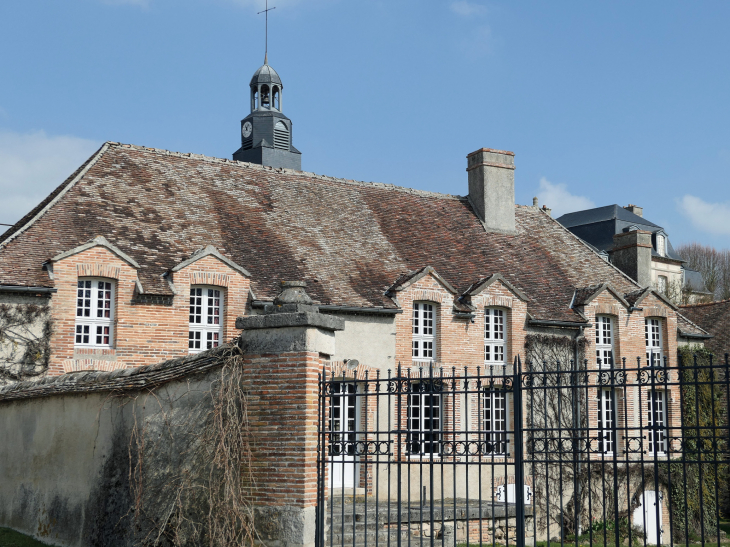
258;0;276;64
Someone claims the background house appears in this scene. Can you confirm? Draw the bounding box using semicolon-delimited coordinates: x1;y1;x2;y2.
556;204;710;303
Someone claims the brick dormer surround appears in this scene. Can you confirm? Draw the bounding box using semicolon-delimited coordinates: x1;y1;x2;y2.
49;239;250;375
575;286;677;371
391;269;529;369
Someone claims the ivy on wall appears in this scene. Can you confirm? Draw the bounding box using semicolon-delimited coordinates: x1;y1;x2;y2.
661;346;730;539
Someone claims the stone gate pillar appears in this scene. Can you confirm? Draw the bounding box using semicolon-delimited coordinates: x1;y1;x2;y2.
235;281;344;547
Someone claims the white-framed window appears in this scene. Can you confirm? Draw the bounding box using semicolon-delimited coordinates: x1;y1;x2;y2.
484;308;506;365
412;302;435;363
188;286;224;354
645;318;663;367
75;278;115;347
657;275;668;295
647;390;667;455
656;234;666;257
482;388;509;455
329;382;357;457
407;383;442;456
598;388;616;455
595;315;615;368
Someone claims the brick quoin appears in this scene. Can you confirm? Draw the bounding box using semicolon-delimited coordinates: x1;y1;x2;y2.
243;350;325;507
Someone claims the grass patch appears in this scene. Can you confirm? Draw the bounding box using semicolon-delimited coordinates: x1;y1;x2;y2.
0;528;52;547
720;518;730;536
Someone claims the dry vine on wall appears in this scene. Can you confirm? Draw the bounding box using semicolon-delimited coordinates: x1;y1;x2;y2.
525;333;650;544
524;334;675;544
122;347;257;547
524;332;590;538
0;303;53;385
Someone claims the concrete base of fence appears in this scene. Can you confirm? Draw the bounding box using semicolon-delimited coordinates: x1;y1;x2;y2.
255;506;317;547
326;499;533;546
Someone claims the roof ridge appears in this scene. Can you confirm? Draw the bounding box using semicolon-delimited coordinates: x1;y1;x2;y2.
530;206;643;291
680;298;730;308
676;311;711;336
106;142;466;201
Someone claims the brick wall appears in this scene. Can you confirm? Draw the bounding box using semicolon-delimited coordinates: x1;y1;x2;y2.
582;290;681;460
49;246;249;374
243;350;325;508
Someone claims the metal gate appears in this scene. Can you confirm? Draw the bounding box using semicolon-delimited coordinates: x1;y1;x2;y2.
316;354;730;547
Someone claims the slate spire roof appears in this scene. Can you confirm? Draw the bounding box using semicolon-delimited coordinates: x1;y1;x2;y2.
250;62;282;87
0;142;703;330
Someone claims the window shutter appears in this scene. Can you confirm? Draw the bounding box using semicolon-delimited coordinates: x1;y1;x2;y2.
273;121;289;150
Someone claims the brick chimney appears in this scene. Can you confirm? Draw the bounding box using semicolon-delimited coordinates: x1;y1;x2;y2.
612;229;652;287
467;148;516;234
624;204;643;218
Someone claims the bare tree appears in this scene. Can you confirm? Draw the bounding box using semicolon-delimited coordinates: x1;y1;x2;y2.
676;242;730;301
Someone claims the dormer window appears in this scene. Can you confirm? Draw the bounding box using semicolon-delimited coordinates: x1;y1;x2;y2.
412;302;436;364
75;279;115;348
656;233;666;257
484;308;506;365
189;287;224;354
595;315;614;368
645;318;663;366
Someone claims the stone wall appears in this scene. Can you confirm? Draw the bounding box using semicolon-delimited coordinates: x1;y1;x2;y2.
0;349;224;546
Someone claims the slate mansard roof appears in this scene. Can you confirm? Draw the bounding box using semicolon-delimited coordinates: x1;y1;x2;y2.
0;142;704;328
558;205;661;231
557;204;683;262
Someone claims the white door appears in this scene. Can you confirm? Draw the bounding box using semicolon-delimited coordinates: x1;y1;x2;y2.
329;382;357;488
633;490;663;544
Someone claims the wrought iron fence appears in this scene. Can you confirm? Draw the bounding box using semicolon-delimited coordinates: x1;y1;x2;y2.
316;354;730;547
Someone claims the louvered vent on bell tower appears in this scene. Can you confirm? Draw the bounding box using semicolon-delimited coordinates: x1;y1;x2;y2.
273;121;289;150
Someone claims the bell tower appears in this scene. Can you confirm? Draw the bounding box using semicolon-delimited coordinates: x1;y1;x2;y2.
233;57;302;170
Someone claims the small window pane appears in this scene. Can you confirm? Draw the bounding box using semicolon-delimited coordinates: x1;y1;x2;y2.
412;302;436;363
188;286;224;354
75;278;114;348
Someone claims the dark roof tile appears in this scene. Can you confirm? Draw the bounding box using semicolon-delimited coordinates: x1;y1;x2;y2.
0;143;643;321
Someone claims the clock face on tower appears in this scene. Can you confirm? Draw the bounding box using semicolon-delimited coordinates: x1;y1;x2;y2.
242;121;253;139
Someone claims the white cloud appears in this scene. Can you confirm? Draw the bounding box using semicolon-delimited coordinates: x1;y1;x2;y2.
535;177;595;218
450;1;487;16
0;129;100;229
676;195;730;236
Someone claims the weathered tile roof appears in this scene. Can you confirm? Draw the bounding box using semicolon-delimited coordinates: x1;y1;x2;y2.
680;300;730;352
0;142;662;322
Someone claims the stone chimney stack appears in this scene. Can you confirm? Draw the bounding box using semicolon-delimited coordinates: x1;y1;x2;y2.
612;229;652;287
467;148;516;234
624;204;643;218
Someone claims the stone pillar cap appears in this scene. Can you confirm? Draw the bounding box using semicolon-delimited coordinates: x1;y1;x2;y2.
274;280;314;307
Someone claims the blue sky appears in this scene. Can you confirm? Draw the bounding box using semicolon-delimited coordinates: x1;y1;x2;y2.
1;0;729;248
